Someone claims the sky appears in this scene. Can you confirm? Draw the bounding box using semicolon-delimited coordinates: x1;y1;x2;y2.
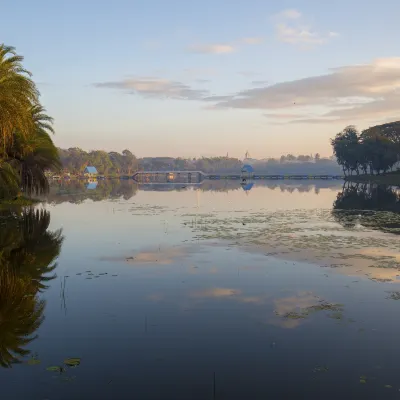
2;0;400;158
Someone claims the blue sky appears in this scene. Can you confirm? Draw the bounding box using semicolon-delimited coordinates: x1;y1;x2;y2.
2;0;400;158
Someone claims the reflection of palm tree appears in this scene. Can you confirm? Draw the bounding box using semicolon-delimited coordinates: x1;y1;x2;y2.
0;268;45;368
0;209;63;367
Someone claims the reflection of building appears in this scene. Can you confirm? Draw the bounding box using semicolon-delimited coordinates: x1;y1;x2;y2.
84;166;98;178
241;182;254;192
86;182;98;190
241;164;255;179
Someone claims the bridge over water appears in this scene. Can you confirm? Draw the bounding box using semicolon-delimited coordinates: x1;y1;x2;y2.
132;170;344;182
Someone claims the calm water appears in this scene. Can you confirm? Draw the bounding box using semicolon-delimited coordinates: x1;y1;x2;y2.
1;180;400;399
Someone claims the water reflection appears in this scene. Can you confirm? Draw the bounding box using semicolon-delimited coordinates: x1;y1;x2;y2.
0;209;63;368
4;181;400;398
45;179;138;203
333;183;400;234
44;179;343;204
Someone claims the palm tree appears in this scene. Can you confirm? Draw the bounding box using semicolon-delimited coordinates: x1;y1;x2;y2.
0;44;39;149
7;105;61;196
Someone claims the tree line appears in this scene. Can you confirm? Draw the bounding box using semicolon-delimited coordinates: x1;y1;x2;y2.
57;150;338;175
331;122;400;176
58;148;138;175
0;44;60;201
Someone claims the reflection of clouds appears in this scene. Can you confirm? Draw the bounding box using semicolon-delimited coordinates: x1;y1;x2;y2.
191;288;241;298
190;287;269;305
101;245;200;265
269;291;318;329
273;291;317;315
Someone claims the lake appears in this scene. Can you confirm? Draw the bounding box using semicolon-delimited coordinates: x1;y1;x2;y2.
1;180;400;399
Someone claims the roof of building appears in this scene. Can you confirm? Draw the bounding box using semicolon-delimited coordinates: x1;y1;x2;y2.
85;166;98;174
241;164;254;173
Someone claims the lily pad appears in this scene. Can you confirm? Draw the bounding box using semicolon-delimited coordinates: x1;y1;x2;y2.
47;366;62;372
384;385;392;388
360;379;366;384
64;358;81;367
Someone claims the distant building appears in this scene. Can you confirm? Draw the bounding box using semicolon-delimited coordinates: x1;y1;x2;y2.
84;166;98;178
241;164;255;179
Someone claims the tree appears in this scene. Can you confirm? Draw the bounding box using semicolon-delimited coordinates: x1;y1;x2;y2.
0;44;60;200
331;126;361;176
0;45;39;148
6;105;60;195
122;149;138;175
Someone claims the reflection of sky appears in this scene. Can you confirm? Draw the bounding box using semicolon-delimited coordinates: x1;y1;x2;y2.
6;186;400;398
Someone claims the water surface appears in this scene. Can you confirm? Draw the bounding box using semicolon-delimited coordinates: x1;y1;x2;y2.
1;181;400;399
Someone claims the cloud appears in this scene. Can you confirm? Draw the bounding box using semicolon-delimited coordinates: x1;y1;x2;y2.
187;36;263;55
208;57;400;124
94;76;208;100
276;23;325;45
273;9;337;47
240;37;264;45
187;44;236;54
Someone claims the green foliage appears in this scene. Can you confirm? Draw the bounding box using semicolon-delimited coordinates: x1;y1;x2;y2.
0;43;61;200
332;122;400;176
59;148;138;175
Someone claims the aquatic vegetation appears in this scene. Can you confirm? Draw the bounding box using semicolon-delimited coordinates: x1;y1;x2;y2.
47;366;63;372
64;358;81;367
386;291;400;300
276;299;345;323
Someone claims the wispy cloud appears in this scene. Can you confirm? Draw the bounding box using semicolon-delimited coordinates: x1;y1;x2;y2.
276;24;325;45
94;76;208;100
187;44;236;54
187;36;264;55
207;57;400;124
273;8;338;47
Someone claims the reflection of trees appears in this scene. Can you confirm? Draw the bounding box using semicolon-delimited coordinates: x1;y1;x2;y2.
0;209;63;367
45;179;138;204
332;183;400;234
